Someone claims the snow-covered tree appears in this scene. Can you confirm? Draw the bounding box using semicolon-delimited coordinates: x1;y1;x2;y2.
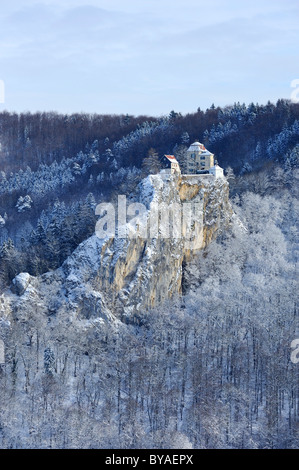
44;347;55;375
72;162;82;175
142;149;161;175
16;195;33;212
181;131;190;145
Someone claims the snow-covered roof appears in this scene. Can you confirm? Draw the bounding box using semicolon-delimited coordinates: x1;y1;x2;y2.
209;164;224;177
187;141;213;155
209;164;223;169
164;155;179;164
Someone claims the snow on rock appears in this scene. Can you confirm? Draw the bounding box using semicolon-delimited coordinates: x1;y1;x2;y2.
2;173;232;323
11;272;31;296
61;173;231;316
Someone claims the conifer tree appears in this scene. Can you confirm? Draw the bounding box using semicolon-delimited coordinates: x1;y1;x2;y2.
141;148;161;175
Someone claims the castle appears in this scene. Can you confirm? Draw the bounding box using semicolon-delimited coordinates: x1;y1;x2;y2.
164;141;224;178
186;141;214;172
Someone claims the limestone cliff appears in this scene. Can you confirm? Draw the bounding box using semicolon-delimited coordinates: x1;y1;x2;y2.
0;173;231;323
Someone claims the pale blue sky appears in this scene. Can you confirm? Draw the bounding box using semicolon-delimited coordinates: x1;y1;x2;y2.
0;0;298;115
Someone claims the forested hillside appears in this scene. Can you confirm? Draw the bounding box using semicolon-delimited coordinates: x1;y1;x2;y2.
0;99;298;291
0;170;297;449
0;99;298;449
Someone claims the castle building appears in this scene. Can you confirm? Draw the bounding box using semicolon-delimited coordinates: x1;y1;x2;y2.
186;141;214;173
164;155;181;174
209;163;224;178
162;144;224;179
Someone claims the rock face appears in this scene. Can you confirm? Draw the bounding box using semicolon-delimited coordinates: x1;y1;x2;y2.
0;174;231;322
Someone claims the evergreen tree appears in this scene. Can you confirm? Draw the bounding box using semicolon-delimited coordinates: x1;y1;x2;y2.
181;132;190;145
141;148;161;175
44;347;55;375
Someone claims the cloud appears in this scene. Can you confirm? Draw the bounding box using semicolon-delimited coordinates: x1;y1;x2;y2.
0;1;298;114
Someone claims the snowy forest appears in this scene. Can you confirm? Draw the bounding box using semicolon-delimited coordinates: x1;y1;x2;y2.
0;99;298;449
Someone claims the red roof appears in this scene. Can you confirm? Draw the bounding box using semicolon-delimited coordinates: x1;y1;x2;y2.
164;155;178;163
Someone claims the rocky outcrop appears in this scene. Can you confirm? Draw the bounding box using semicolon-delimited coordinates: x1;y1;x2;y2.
1;173;231;323
11;272;31;296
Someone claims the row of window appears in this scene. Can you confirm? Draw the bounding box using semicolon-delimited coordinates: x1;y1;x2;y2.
191;153;206;160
